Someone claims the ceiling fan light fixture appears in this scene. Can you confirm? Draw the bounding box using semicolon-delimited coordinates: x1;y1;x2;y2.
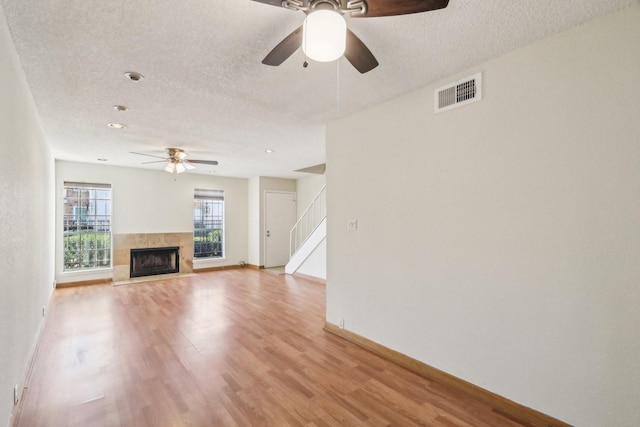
164;162;186;174
132;148;218;174
302;10;346;62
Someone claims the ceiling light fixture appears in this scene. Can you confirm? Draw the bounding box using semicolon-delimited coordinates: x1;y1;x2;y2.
265;149;274;154
302;10;346;62
165;162;186;174
124;71;144;82
107;123;126;129
113;105;128;112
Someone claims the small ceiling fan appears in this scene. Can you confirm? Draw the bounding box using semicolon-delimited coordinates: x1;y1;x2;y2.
254;0;450;74
130;148;219;174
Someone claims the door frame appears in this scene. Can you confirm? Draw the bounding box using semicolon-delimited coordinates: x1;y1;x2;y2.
263;190;297;268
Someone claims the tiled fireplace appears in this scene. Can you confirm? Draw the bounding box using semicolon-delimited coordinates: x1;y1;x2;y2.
130;246;180;278
112;232;193;281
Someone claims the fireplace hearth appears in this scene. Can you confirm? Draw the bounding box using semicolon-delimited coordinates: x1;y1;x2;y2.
130;246;180;278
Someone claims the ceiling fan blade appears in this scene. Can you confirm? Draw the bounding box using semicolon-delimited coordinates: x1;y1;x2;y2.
130;151;167;159
188;160;219;166
262;26;303;66
141;160;169;164
356;0;449;17
250;0;285;7
344;29;378;74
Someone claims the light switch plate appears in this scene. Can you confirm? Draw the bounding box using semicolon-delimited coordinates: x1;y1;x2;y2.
347;219;357;231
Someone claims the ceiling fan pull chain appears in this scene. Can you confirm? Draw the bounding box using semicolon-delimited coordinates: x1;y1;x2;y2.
337;59;341;115
303;23;309;69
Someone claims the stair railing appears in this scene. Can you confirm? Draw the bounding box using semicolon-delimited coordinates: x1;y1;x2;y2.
290;185;326;258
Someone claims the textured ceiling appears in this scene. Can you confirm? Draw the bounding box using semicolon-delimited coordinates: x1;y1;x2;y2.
1;0;634;178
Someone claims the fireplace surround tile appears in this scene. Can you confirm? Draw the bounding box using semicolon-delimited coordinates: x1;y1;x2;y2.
164;234;182;246
113;265;129;281
112;232;194;281
147;234;165;248
113;248;129;266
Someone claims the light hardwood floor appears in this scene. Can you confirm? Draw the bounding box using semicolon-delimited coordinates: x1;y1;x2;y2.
15;270;532;427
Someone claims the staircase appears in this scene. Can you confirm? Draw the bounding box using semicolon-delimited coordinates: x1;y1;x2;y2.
285;185;326;275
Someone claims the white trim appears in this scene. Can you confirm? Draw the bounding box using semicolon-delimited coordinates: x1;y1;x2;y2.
56;267;113;283
193;257;228;270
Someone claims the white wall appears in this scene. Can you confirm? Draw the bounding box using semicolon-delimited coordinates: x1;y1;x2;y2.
296;174;326;219
55;161;248;282
326;4;640;427
0;4;55;426
297;238;326;279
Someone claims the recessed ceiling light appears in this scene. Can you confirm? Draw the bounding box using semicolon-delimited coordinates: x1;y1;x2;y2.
265;149;274;154
113;105;128;112
107;123;126;129
97;158;108;162
124;71;144;82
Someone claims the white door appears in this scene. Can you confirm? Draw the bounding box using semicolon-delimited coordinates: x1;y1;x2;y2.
264;191;297;268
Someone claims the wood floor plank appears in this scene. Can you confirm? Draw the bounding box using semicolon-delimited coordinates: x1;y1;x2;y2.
14;270;535;427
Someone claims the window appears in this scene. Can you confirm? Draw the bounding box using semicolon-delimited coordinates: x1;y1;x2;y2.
63;182;112;271
194;189;224;259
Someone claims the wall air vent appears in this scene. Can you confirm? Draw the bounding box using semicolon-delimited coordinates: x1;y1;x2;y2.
434;72;482;113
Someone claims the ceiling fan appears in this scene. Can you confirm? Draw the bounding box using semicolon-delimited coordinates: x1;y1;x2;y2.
254;0;450;74
130;148;219;174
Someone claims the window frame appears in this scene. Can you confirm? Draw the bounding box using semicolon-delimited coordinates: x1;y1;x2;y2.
62;182;112;272
193;189;225;260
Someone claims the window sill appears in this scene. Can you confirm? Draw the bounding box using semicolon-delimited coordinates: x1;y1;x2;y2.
193;258;226;264
57;267;113;285
194;258;234;270
60;267;113;276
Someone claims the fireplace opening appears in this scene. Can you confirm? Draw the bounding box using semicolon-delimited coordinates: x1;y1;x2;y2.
130;247;180;278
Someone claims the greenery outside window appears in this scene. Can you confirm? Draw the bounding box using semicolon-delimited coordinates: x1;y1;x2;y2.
63;182;112;271
194;189;224;259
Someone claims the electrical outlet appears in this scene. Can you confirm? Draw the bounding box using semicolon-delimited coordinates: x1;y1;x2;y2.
339;319;344;329
13;384;18;406
347;219;358;231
